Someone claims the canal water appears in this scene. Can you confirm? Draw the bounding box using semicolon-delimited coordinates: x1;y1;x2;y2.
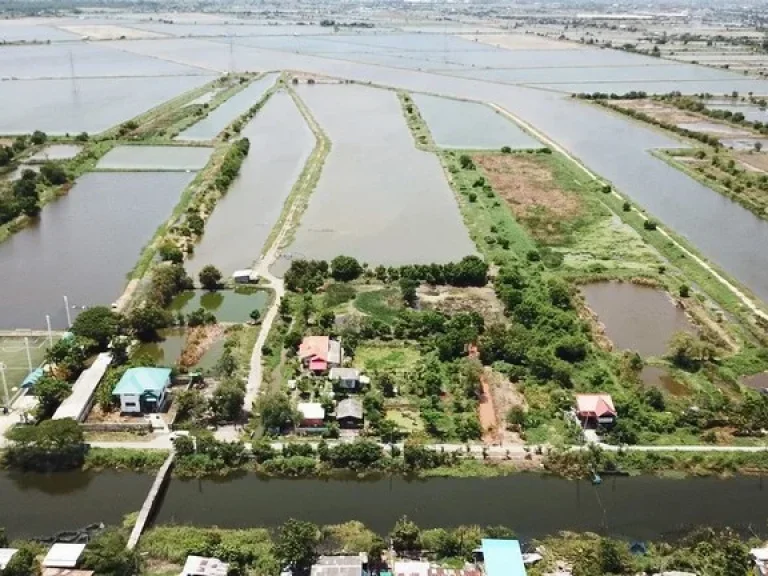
5;470;766;542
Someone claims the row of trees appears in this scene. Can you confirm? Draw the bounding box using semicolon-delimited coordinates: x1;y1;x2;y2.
285;255;489;293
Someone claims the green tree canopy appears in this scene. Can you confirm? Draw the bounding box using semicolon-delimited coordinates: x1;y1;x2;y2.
255;391;298;432
275;519;319;575
70;306;122;350
199;265;223;291
330;255;363;282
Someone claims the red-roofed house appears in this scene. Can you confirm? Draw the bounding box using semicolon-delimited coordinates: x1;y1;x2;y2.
576;393;617;428
299;336;342;374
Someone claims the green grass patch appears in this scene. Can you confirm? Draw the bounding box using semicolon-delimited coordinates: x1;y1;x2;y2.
386;408;425;433
354;344;421;373
354;288;403;324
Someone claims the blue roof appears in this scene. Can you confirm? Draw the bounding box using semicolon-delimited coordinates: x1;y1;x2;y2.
112;367;171;397
482;539;526;576
22;368;44;388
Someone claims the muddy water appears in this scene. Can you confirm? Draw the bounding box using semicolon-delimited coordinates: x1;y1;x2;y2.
185;91;314;278
95;145;212;171
0;171;195;329
742;372;768;391
582;283;694;357
133;328;186;367
640;365;689;396
168;289;270;322
283;84;476;268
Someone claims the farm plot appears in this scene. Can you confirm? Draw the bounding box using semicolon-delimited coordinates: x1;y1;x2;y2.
281;84;475;268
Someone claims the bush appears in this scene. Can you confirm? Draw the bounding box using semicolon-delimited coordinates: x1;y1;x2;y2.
70;306;122;350
468;192;477;202
679;284;690;298
501;146;512;153
330;255;363;282
199;265;223;291
622;201;631;211
643;219;657;230
40;162;68;185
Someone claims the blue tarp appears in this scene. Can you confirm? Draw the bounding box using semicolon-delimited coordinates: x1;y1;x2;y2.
482;539;526;576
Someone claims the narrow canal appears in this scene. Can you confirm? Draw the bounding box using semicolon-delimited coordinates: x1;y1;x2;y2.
4;471;768;542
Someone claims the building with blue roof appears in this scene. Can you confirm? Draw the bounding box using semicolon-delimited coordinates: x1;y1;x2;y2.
112;367;171;414
481;539;526;576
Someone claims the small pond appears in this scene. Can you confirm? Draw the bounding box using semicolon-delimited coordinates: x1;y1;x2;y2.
28;144;82;162
581;282;695;357
168;289;270;323
639;365;689;396
95;145;213;171
133;328;186;367
742;372;768;391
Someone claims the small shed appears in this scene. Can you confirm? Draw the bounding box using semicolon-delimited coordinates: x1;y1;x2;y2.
180;555;229;576
575;393;617;428
329;367;361;390
311;555;365;576
336;398;364;429
42;544;86;569
0;549;18;570
298;402;325;428
112;367;171;414
232;269;253;284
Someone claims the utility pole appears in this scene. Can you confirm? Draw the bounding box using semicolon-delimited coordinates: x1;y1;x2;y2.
69;50;78;96
45;315;53;346
0;363;9;408
229;35;235;74
63;295;72;328
24;337;32;371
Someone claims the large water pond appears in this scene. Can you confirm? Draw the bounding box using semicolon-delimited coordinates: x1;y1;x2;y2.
168;289;270;323
175;73;278;142
581;283;694;358
0;76;210;135
281;84;475;271
0;171;195;329
95;145;212;171
185;91;314;278
412;93;542;150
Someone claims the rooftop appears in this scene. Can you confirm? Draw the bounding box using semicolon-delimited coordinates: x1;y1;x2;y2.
481;539;526;576
336;398;363;420
310;555;364;576
299;336;330;361
0;548;17;570
112;367;171;397
298;402;325;420
42;543;86;569
180;555;229;576
329;367;360;380
575;393;616;417
53;352;112;421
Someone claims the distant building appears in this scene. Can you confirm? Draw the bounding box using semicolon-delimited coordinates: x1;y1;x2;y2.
479;539;526;576
575;393;617;428
393;561;479;576
232;269;253;284
112;367;171;414
336;397;364;428
297;402;325;428
311;554;365;576
299;336;342;374
180;555;229;576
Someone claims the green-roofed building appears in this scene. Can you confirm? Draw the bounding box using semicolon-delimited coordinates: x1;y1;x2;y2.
113;367;171;414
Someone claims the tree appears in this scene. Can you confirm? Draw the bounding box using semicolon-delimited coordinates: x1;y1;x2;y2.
459;154;475;170
755;141;763;152
400;277;418;308
598;538;629;574
71;306;122;350
127;306;172;341
158;242;183;264
199;265;223;291
81;529;139;576
390;515;421;553
275;519;319;576
40;162;68;185
249;308;261;323
33;375;71;419
4;418;85;471
667;331;713;370
30;130;47;145
330;255;363;282
255;391;298;432
209;381;244;423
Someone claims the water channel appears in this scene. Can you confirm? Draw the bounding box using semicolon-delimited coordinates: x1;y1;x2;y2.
4;471;768;542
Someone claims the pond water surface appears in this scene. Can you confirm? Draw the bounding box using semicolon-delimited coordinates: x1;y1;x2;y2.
95;145;212;171
185;91;314;278
168;289;270;323
28;144;82;162
0;171;195;329
639;365;689;396
175;73;278;142
582;283;694;357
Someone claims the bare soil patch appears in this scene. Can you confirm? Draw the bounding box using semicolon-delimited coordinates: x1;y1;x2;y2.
735;151;768;173
475;154;581;242
614;100;753;137
486;369;527;444
417;285;506;324
179;323;224;368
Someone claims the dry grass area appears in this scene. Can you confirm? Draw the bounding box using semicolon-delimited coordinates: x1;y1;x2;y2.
735;151;768;172
59;24;166;40
179;324;224;368
486;369;527;445
417;285;506;324
614;100;753;137
474;154;582;242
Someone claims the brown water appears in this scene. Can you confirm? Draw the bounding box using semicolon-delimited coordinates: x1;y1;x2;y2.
640;365;689;396
742;372;768;391
582;282;695;357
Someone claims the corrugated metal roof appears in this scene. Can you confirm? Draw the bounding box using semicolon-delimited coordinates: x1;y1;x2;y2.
112;367;171;396
42;544;85;568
